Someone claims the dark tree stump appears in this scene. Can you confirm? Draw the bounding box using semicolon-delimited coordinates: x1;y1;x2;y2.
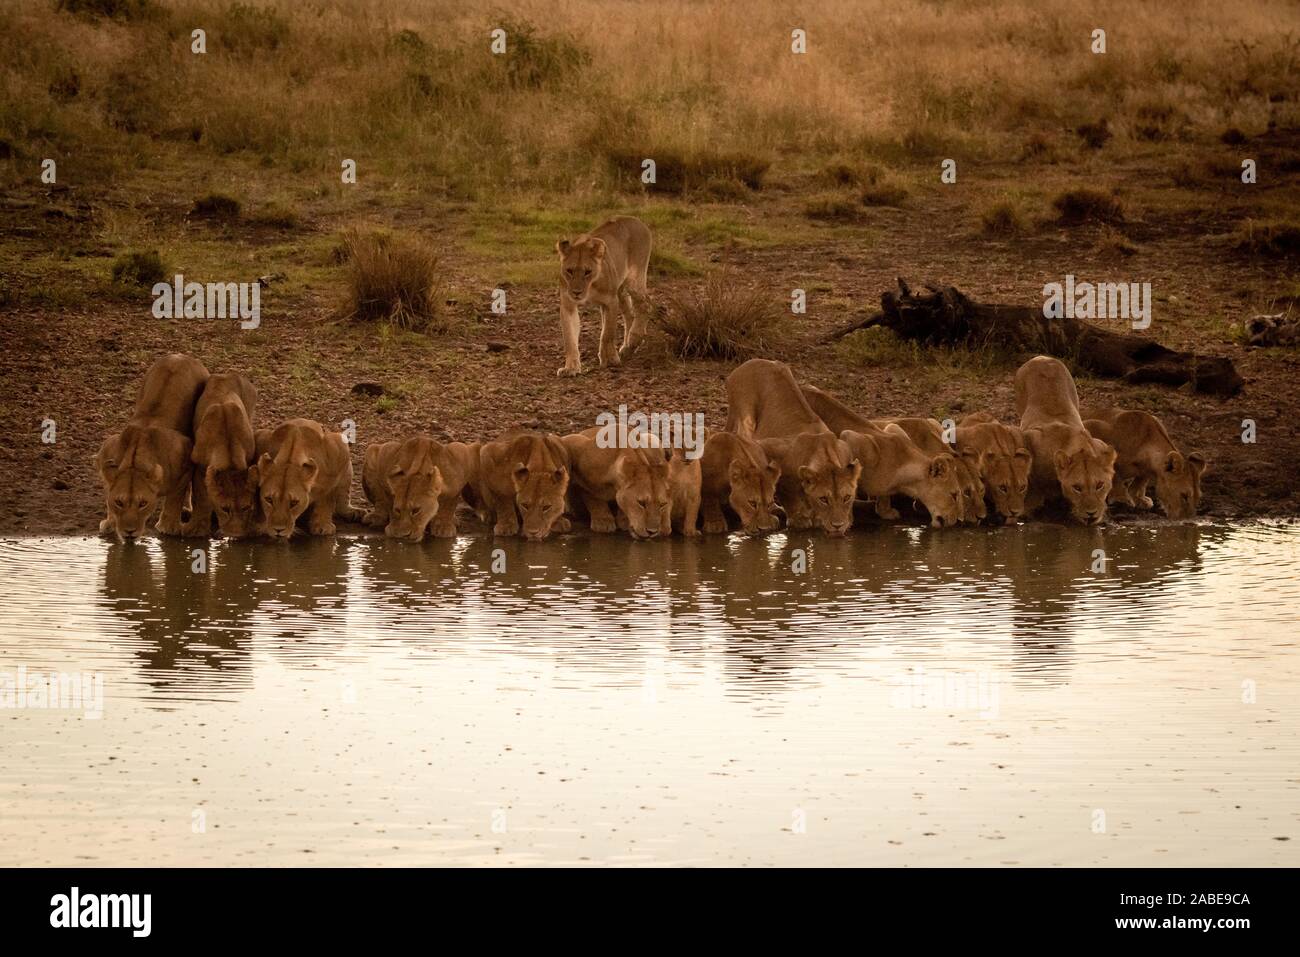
824;279;1244;397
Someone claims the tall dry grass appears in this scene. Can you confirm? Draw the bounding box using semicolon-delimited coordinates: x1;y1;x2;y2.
1;0;1297;198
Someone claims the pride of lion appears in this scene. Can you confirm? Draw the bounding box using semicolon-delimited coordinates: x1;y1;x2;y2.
94;217;1208;542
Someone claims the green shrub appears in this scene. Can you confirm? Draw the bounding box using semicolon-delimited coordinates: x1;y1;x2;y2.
111;249;166;286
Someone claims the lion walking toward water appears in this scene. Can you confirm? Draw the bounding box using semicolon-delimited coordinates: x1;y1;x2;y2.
554;216;652;376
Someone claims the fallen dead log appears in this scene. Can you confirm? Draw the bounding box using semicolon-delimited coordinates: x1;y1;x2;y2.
823;279;1244;397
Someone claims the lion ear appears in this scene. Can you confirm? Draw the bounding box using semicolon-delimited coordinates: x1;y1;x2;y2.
556;239;570;256
151;462;164;484
1053;449;1071;474
589;237;607;260
512;464;529;490
301;458;318;476
797;464;814;484
928;455;951;478
1164;450;1184;474
1186;451;1207;476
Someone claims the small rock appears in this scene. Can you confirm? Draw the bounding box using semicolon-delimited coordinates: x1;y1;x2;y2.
258;272;287;286
351;382;384;397
485;341;509;353
52;478;69;491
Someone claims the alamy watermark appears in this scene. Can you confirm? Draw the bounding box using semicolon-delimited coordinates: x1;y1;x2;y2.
594;404;705;460
152;273;260;329
0;666;104;718
889;666;1000;719
1043;275;1151;330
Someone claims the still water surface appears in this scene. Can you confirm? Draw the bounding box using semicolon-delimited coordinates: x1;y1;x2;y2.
1;522;1297;866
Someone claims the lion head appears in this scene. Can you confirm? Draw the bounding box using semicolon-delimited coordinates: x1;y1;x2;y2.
206;466;259;538
954;452;987;524
384;439;446;542
727;456;781;534
797;437;861;536
1154;450;1207;519
556;236;606;304
252;451;320;539
981;450;1032;525
96;427;170;541
615;449;671;540
1053;438;1117;525
511;435;570;541
916;452;964;528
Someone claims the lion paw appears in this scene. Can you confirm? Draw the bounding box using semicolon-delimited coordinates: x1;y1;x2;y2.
309;521;336;536
556;364;582;378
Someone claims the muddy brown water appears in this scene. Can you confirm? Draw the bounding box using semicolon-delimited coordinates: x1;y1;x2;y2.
0;522;1296;866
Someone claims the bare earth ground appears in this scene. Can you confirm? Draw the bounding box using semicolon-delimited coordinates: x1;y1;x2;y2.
2;137;1299;534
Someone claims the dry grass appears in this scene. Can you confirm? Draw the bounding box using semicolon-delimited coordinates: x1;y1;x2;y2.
339;229;444;331
1234;220;1300;258
980;199;1029;236
4;0;1298;198
1052;188;1126;225
654;274;781;359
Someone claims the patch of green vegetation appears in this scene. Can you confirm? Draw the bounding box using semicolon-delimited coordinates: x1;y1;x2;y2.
839;325;1019;382
649;247;703;278
110;249;166;286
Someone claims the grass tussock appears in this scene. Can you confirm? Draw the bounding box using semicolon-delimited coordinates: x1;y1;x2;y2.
605;147;770;195
110;249;166;286
190;193;241;221
247;202;300;230
339;229;445;331
1096;225;1140;257
56;0;162;22
655;274;781;359
1052;188;1126;225
1234;220;1300;258
980;199;1029;236
859;180;909;207
804;194;866;223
